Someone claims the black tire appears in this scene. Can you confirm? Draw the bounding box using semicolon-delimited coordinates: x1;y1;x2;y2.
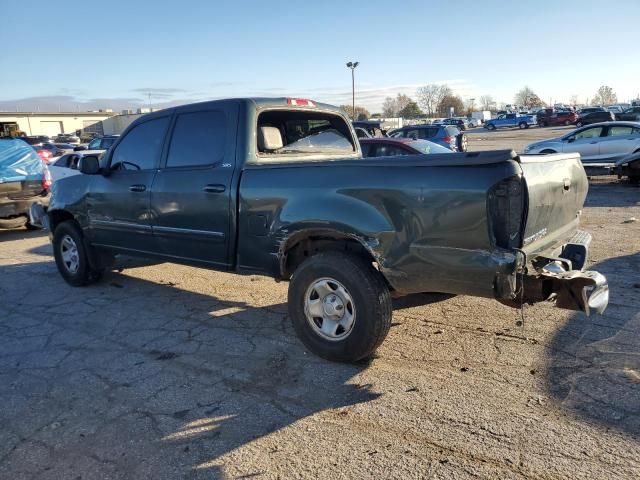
518;122;527;129
629;175;640;185
487;124;496;131
538;121;546;128
457;133;468;152
576;121;583;127
0;216;28;230
288;252;392;362
52;220;103;286
563;120;570;126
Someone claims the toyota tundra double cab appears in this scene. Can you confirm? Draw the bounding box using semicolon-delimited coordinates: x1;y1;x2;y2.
32;97;609;362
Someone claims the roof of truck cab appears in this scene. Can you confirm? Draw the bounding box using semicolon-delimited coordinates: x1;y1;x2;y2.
139;97;344;119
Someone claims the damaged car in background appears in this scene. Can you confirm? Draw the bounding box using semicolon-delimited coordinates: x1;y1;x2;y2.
31;97;609;362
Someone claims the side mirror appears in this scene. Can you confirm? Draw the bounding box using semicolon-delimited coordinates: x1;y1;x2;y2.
79;155;101;175
567;136;576;143
73;145;87;151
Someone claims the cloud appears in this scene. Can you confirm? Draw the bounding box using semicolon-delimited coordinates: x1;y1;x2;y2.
0;80;480;114
130;87;187;94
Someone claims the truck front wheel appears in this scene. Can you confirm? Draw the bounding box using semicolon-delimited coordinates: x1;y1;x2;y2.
519;122;527;129
288;252;392;362
487;124;496;131
53;221;103;287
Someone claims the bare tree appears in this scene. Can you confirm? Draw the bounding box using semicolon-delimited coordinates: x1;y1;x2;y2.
514;86;544;109
591;86;617;106
382;93;413;117
479;95;494;111
417;84;451;117
381;97;397;117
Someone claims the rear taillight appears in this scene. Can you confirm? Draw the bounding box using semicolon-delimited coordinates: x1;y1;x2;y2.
443;135;453;144
488;176;525;249
42;162;52;190
36;149;53;163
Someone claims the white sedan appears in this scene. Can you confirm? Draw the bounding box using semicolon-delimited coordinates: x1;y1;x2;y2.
49;150;104;182
524;121;640;166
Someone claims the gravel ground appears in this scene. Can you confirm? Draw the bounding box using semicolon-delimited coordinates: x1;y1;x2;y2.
1;159;639;478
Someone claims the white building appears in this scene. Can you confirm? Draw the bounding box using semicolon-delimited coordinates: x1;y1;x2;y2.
0;111;115;137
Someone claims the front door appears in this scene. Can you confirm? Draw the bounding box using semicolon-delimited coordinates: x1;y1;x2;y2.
87;115;171;252
150;103;238;266
564;125;604;163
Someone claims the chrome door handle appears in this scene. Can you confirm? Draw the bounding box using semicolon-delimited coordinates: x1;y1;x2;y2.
203;184;226;193
129;184;146;192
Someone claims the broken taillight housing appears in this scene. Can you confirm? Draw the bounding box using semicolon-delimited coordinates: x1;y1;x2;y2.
487;176;525;249
42;162;52;190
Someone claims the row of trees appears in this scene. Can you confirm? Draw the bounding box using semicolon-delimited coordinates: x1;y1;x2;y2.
344;84;621;120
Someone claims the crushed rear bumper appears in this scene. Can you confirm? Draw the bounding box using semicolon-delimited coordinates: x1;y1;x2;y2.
519;230;609;315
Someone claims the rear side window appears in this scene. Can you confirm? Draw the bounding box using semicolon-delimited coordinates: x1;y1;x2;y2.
101;138;117;149
256;110;355;158
445;126;459;136
607;126;633;137
166;111;226;168
402;128;437;140
110;117;169;171
53;154;70;167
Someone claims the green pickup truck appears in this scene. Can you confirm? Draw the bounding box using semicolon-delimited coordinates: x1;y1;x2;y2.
32;97;609;362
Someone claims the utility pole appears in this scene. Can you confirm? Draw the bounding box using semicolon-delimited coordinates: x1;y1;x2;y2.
346;61;359;119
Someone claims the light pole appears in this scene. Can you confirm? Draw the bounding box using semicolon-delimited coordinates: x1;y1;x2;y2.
346;61;359;119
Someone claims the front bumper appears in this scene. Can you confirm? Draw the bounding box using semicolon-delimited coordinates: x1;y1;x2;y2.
520;230;609;315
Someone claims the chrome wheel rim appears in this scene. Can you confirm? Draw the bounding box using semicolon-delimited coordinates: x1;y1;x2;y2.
60;234;79;274
304;277;356;341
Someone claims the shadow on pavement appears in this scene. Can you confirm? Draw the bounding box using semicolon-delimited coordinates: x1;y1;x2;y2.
0;259;381;479
546;252;640;438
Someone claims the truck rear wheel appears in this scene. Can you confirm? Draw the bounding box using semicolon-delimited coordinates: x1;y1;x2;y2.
487;124;496;131
288;251;392;362
53;221;103;287
518;122;527;129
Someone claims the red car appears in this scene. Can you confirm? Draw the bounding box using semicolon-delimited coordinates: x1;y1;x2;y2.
359;137;453;157
537;109;578;127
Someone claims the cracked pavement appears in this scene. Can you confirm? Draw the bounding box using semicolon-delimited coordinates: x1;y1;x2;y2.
1;181;639;479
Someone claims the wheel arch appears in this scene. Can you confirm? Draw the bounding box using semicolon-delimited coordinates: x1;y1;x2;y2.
280;229;383;282
48;208;77;233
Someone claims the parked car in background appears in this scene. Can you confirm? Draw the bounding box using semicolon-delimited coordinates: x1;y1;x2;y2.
524;121;640;167
19;135;52;145
484;113;536;130
35;142;67;158
354;127;371;139
352;120;385;138
575;110;614;127
31;97;608;362
48;150;104;183
440;118;467;131
607;106;623;114
54;134;80;144
615;106;640;122
74;135;120;152
33;147;53;163
359;137;453;157
389;124;467;151
465;117;482;128
0;139;51;229
577;107;606;115
537;109;578;127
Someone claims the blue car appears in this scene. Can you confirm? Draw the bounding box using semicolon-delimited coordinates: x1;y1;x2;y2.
0;138;50;229
388;124;467;151
484;113;536;130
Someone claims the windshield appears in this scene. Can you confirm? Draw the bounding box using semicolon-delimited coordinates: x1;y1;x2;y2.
408;139;452;155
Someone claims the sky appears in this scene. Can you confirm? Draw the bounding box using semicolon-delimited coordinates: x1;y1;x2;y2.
1;0;639;113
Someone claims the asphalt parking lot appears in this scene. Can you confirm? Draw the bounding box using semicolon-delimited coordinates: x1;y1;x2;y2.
465;124;574;153
1;136;639;479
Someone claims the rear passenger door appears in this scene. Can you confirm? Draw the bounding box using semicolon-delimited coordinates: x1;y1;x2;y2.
598;125;637;162
150;102;239;266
